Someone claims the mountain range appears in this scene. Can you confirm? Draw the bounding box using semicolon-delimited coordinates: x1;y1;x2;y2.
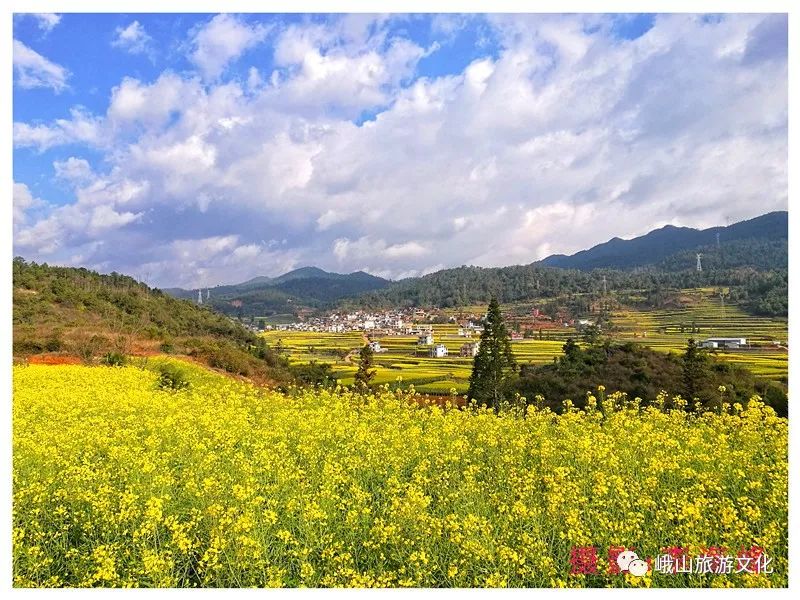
163;211;787;315
538;211;787;270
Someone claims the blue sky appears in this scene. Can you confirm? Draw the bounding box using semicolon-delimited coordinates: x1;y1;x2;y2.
14;14;506;207
13;13;787;287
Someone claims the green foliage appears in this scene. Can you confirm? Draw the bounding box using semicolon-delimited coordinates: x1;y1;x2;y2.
12;257;293;384
659;239;788;272
157;363;191;391
290;361;337;388
13;257;256;346
682;338;707;401
354;344;376;391
516;339;786;416
45;330;64;352
350;260;787;320
728;270;788;317
467;298;518;408
102;352;127;367
580;324;602;345
249;337;290;370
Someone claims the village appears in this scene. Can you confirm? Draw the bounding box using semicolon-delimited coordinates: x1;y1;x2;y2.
239;304;607;360
251;305;585;335
240;297;785;367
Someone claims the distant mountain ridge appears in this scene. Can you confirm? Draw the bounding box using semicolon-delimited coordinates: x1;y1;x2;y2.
539;211;787;270
164;266;391;316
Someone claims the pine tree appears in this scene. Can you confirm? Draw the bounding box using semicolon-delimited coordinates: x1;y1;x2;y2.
467;297;517;408
354;344;376;391
682;338;707;403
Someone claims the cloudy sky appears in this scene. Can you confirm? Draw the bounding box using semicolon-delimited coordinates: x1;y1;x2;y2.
13;13;787;287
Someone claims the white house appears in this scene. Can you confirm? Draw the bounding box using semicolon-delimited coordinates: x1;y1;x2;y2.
418;333;434;346
700;337;747;349
368;340;383;353
430;344;448;358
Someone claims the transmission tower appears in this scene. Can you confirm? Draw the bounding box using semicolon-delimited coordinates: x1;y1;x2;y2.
696;253;703;272
197;289;203;304
716;232;720;248
602;275;607;295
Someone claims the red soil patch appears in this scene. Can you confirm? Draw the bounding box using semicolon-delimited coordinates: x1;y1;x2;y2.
27;354;83;365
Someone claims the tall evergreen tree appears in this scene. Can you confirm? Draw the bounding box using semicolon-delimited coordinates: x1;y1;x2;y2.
354;344;376;391
682;338;707;402
467;297;517;408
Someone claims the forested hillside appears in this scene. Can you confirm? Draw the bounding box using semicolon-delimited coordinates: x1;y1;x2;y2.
344;213;787;316
12;258;291;382
350;263;787;316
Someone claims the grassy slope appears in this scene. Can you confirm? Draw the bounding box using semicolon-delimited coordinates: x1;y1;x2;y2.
12;258;290;384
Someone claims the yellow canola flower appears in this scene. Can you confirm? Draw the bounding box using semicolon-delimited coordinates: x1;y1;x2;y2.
12;363;788;588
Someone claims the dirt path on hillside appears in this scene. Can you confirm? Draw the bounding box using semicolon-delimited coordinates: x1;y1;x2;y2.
343;333;370;364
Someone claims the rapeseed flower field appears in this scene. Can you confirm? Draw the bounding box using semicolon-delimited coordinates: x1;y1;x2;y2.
13;363;787;587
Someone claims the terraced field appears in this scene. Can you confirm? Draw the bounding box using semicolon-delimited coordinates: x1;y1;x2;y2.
609;289;788;380
262;328;565;394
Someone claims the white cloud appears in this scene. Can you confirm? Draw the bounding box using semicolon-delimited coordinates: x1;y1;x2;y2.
108;74;201;128
13;107;102;151
54;157;95;184
268;20;427;118
31;13;61;33
13;182;46;226
12;14;788;287
13;39;69;92
112;21;154;57
189;14;268;80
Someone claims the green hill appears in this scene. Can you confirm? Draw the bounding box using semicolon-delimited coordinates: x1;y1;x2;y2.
12;257;291;383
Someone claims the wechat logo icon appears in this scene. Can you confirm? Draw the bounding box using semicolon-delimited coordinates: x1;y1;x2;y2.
617;550;649;577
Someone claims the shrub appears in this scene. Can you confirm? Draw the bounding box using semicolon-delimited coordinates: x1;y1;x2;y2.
157;363;190;391
13;339;44;355
45;330;64;352
73;334;107;365
102;352;127;367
